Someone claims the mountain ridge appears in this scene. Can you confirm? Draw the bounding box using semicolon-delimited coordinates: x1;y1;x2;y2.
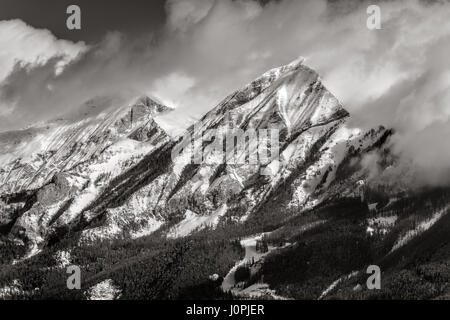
1;58;448;300
0;58;387;256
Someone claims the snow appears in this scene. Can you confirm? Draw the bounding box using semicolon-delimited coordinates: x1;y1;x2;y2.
190;166;215;194
310;90;344;124
63;183;98;223
85;279;122;300
221;234;267;293
286;56;305;69
209;274;220;281
368;215;398;227
221;233;291;299
167;204;227;238
366;226;376;236
286;125;348;207
286;123;385;209
61;138;156;224
385;197;399;208
367;212;398;237
0;94;166;194
130;218;164;239
65;174;87;189
318;271;359;300
238;283;290;300
154;111;197;138
281;143;297;164
12;241;42;264
391;205;449;252
80;222;123;243
0;279;36;299
80;207;163;242
277;85;291;131
264;159;281;178
1;57;395;277
229;166;245;188
54;250;72;268
172;143;193;175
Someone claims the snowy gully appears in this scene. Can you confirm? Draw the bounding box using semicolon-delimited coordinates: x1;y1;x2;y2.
186;304;264;317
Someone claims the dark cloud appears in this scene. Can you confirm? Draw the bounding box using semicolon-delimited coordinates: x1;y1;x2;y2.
0;0;166;43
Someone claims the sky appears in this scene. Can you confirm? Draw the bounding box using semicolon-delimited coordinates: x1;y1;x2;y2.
0;0;449;186
0;0;167;43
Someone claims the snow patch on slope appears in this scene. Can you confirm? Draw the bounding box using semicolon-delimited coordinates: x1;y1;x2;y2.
54;250;72;268
221;233;291;299
390;206;450;252
167;204;227;238
318;271;359;300
366;215;398;236
85;279;122;300
61;139;156;224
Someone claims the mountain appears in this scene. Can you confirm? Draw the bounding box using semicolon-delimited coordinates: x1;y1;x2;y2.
0;95;171;252
0;58;449;300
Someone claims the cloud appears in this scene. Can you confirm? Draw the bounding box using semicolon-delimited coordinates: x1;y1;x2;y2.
0;0;450;186
0;19;87;127
165;0;214;32
0;19;87;83
159;0;450;187
153;72;196;108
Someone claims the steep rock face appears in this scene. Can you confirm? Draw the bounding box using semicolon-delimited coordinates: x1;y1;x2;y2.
0;96;170;194
74;58;389;241
0;58;390;258
0;96;172;251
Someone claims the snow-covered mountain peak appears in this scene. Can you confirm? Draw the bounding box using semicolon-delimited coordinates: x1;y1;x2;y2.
0;95;172;193
131;95;173;116
0;60;390;261
191;57;348;140
260;56;305;80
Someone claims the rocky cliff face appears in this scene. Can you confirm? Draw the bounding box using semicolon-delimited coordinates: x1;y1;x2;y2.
0;58;389;259
0;96;172;254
